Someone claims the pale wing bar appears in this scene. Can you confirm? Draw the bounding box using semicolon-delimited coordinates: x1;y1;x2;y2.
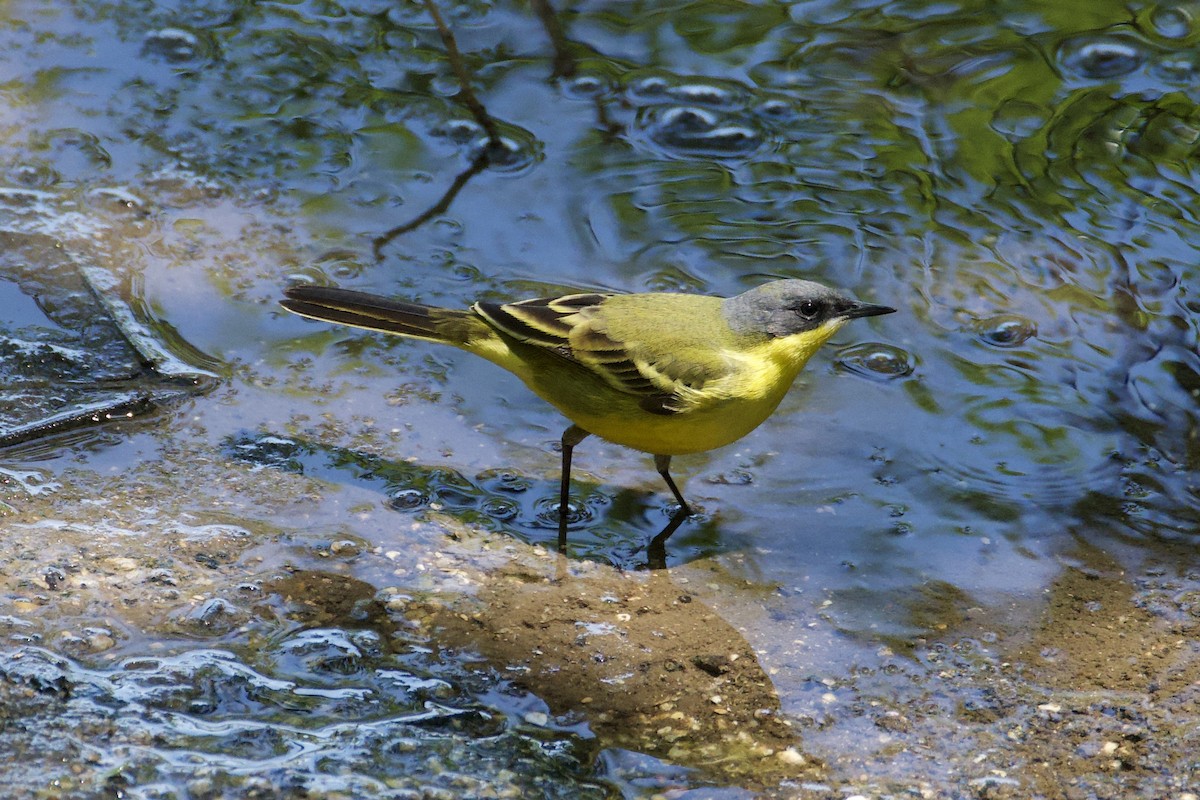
474;294;683;410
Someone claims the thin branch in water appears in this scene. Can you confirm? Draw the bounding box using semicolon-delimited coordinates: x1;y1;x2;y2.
372;150;490;259
529;0;621;138
421;0;503;148
530;0;577;79
372;0;505;255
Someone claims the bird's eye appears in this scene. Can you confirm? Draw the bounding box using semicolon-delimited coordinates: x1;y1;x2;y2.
797;300;821;320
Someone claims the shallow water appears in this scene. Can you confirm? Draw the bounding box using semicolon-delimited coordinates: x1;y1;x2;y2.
1;0;1199;797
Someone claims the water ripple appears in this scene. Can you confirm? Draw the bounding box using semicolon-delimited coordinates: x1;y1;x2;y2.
142;27;210;64
637;106;764;159
970;314;1038;348
1059;35;1149;80
1147;4;1195;39
835;342;915;380
0;645;603;798
615;71;770;160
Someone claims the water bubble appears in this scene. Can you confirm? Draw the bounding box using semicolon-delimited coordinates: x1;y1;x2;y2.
668;82;738;108
476;468;532;493
434;119;483;145
1059;35;1147;79
971;314;1037;348
312;249;366;280
562;73;609;100
471;134;541;174
387;488;428;511
755;97;800;125
626;73;745;109
657;104;710;129
1149;5;1193;38
329;539;362;557
642;106;764;159
142;28;204;63
533;495;592;529
835;343;914;380
479;496;520;521
449;261;483;283
626;74;672;104
1155;53;1199;82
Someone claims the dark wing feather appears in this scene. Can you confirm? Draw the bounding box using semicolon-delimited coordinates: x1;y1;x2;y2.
474;294;607;356
474;294;716;414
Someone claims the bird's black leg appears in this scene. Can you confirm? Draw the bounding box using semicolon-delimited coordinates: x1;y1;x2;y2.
654;454;692;517
645;507;689;569
558;425;590;549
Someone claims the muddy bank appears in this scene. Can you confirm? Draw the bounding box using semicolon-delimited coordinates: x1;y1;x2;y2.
6;470;1196;797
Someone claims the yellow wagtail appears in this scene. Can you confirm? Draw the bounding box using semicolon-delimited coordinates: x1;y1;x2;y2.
281;280;894;533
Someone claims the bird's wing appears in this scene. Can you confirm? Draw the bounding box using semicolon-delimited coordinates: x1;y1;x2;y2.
473;294;732;415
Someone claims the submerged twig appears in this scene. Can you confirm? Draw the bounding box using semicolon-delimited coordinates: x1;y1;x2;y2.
372;150;491;258
530;0;620;137
373;1;505;256
421;0;503;148
530;0;577;79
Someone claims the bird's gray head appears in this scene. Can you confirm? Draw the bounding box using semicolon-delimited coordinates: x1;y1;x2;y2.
721;279;895;339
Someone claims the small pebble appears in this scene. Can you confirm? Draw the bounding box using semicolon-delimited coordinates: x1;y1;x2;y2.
776;747;806;766
87;633;116;652
330;540;360;555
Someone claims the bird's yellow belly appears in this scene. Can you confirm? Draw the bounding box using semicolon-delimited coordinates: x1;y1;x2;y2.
494;335;805;457
575;404;778;455
532;370;794;455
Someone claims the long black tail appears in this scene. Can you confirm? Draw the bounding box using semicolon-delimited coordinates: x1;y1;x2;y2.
281;285;475;344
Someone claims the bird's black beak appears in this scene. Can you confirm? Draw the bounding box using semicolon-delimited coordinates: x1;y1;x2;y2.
843;301;896;319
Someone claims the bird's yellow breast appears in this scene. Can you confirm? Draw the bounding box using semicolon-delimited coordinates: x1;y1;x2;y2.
540;334;827;455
